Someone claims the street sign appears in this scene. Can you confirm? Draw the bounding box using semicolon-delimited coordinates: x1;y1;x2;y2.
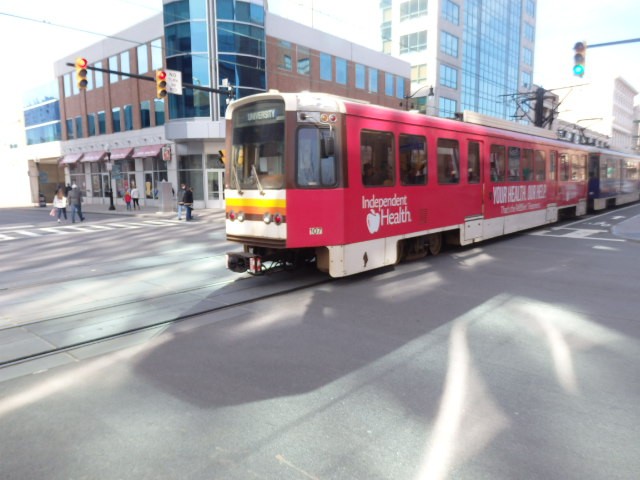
165;69;183;95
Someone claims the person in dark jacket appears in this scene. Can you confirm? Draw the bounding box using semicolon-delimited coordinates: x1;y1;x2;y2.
176;183;187;220
183;186;194;221
68;184;86;223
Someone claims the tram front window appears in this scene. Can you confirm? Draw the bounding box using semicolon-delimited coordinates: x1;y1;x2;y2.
231;101;285;190
297;127;336;187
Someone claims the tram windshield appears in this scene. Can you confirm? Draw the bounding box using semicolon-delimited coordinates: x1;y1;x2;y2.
231;100;285;190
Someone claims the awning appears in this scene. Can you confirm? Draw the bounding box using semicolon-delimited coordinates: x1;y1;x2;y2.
81;150;108;162
59;153;84;164
108;147;133;160
133;144;163;158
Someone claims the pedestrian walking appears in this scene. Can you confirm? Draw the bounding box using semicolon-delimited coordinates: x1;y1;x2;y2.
52;188;68;223
176;183;187;220
124;190;132;210
131;186;141;210
183;185;194;221
68;184;86;223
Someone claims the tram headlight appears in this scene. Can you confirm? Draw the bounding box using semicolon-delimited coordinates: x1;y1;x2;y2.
263;212;272;224
237;212;245;222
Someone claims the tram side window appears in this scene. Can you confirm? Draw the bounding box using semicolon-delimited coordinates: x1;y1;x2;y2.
559;153;570;181
534;150;546;181
522;149;533;181
399;134;427;185
297;127;336;187
549;151;557;181
437;138;460;184
490;145;506;182
571;154;587;181
467;141;480;183
361;130;395;187
508;146;521;181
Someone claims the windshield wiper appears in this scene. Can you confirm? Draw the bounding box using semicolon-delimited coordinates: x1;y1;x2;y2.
251;164;265;195
231;163;243;195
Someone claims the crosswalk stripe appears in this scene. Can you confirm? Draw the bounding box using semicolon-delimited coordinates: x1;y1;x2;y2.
39;228;70;234
12;230;41;237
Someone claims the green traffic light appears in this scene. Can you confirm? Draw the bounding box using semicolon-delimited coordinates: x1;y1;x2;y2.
573;64;585;76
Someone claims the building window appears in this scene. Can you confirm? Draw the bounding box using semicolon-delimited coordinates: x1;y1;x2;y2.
411;64;427;84
278;40;292;70
396;76;405;99
140;101;151;128
120;51;130;76
94;61;104;88
66;118;74;140
124;105;133;131
400;0;427;21
356;64;365;89
297;46;310;75
63;74;72;98
109;55;119;83
75;116;83;138
137;44;149;73
143;157;169;199
112;107;121;132
522;71;532;89
440;64;458;89
443;0;459;24
524;23;534;42
178;154;204;201
97;111;106;135
523;48;533;66
320;53;332;81
336;58;347;85
400;31;427;54
87;113;96;136
369;68;378;93
440;31;458;57
438;97;457;118
154;99;165;126
526;0;535;17
385;72;394;96
151;39;163;70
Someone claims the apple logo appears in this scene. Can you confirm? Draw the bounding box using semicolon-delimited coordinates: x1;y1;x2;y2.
366;209;381;234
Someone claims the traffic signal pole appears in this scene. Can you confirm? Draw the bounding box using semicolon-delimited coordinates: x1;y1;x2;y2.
64;62;234;97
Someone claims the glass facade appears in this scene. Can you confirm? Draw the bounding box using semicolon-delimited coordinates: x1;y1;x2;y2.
23;82;62;145
165;0;266;120
461;0;525;119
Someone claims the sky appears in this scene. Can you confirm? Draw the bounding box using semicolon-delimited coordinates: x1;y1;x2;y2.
1;0;639;142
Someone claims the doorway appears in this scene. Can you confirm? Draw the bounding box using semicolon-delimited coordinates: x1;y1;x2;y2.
206;169;225;208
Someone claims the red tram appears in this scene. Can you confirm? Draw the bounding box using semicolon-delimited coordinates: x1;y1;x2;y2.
224;91;640;277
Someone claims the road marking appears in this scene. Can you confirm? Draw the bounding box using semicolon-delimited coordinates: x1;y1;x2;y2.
13;230;41;237
0;234;14;241
105;223;143;229
38;228;70;234
0;225;35;231
530;229;625;242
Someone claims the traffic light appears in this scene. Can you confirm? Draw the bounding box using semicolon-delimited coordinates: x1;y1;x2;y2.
573;41;586;77
75;57;88;89
156;70;167;98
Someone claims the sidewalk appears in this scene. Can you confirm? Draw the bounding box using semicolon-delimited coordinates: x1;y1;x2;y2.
79;202;226;223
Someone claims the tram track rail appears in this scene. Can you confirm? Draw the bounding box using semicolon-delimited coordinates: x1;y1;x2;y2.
0;273;333;370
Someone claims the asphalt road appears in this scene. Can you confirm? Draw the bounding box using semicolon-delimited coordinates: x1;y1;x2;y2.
0;205;639;479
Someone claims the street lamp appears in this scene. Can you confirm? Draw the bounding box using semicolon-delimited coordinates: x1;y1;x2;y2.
105;151;115;210
401;85;434;111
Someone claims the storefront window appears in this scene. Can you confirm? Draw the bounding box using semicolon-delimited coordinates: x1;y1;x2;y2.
143;156;169;199
178;154;204;201
69;162;86;192
114;159;136;198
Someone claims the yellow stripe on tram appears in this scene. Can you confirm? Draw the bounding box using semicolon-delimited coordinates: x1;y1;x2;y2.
225;198;287;209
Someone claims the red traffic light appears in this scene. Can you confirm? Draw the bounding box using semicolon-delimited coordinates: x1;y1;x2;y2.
156;70;168;98
75;57;88;89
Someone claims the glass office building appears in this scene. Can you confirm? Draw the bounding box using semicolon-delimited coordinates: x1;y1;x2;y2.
383;0;536;121
164;0;266;120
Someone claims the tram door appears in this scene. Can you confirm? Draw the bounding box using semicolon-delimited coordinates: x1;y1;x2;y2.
467;140;484;215
206;169;225;208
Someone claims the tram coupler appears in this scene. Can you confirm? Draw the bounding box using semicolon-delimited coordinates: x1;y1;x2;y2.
226;252;263;275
